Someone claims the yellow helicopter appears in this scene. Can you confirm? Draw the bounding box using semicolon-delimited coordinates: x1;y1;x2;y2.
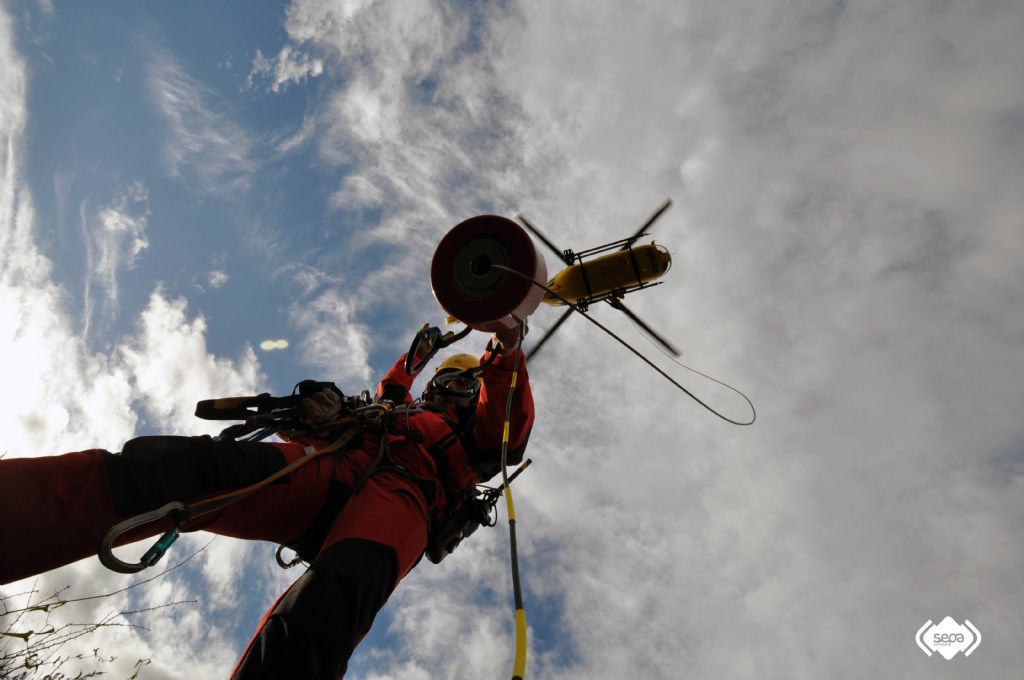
518;199;680;359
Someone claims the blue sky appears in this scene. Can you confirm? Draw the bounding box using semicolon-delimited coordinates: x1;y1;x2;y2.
22;1;369;380
3;1;1024;678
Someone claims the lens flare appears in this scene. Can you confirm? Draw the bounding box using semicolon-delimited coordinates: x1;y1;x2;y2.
259;339;289;351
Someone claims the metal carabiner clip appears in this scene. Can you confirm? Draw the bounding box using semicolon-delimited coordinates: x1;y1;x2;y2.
404;324;472;376
98;501;186;574
275;544;303;570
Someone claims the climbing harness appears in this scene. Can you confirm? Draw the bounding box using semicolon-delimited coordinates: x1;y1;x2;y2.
424;458;528;563
98;423;366;574
99;384;395;574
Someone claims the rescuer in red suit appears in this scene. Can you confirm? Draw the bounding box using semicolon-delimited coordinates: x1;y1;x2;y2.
0;323;533;679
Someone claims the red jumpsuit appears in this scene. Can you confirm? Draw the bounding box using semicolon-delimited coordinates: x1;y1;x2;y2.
0;346;534;679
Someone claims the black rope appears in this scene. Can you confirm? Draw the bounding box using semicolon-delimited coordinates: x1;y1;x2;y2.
491;265;756;426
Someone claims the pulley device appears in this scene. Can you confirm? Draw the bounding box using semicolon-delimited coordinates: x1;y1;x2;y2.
430;214;548;333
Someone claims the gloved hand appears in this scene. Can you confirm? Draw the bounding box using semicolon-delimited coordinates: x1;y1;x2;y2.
492;320;528;355
410;323;435;369
301;388;342;425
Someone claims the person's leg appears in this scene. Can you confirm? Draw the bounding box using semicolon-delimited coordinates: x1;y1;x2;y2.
0;449;122;584
231;472;431;679
0;436;347;584
230;539;395;680
106;436;290;517
109;435;342;547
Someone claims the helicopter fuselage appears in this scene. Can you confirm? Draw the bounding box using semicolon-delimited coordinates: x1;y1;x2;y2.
542;243;672;306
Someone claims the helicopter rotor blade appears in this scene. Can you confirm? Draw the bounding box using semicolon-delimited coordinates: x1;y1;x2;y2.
525;307;574;361
517;214;571;265
620;198;673;249
605;298;681;356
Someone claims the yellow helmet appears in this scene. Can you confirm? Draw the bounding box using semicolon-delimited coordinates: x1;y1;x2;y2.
427;353;482;402
435;353;480;374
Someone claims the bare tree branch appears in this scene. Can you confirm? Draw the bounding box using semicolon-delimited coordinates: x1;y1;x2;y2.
1;537;211;678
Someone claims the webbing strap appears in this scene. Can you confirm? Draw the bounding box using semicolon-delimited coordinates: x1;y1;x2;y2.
98;426;364;574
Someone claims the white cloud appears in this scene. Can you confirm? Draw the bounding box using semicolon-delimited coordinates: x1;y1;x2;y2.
283;0;377;48
195;535;254;607
81;180;151;336
0;12;33;276
330;172;384;209
289;287;372;385
273;109;320;155
0;12;137;455
248;45;325;93
277;1;542;225
489;3;1024;678
121;291;266;435
208;269;229;288
148;48;256;193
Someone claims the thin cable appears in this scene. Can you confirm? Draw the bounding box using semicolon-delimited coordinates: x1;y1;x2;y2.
492;265;756;426
625;314;756;421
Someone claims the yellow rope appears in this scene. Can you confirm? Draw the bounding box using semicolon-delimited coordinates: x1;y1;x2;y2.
499;327;528;679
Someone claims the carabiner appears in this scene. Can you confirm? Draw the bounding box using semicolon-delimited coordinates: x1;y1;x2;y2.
99;501;186;574
275;544;303;569
404;324;472;376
